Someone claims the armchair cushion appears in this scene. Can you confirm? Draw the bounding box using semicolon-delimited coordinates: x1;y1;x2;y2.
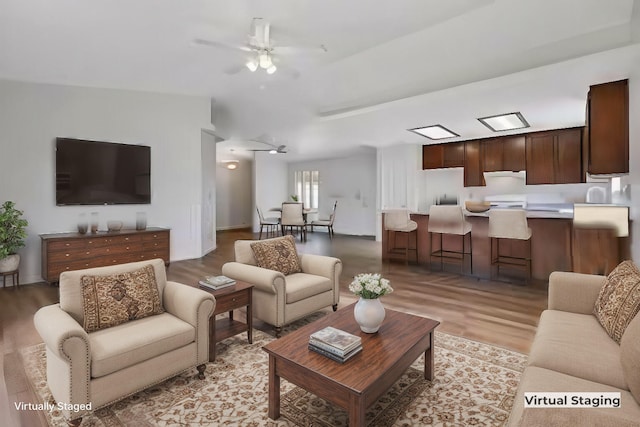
285;273;332;304
621;313;640;403
81;264;164;332
250;235;302;275
594;260;640;343
90;312;194;378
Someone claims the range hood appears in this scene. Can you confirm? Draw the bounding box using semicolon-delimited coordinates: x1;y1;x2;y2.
483;171;526;180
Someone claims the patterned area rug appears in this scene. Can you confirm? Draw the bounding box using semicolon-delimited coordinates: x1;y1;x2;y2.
20;316;526;426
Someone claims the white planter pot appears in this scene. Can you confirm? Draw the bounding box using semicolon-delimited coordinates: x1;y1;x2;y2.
354;297;386;333
0;254;20;272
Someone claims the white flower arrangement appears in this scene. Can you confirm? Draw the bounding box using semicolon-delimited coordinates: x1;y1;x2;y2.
349;273;393;299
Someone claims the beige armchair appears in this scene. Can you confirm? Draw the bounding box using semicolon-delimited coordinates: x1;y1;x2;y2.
33;259;215;425
222;236;342;337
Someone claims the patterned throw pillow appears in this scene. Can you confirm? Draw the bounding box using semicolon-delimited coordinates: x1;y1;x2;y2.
81;264;164;332
593;260;640;344
250;235;302;276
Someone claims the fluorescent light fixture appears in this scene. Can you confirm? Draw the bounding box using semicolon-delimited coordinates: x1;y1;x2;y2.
408;124;459;140
478;112;530;132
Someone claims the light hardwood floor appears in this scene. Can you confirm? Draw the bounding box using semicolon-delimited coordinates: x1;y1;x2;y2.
0;229;548;427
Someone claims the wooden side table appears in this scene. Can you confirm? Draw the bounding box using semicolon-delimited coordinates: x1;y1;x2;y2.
200;281;253;361
1;269;19;288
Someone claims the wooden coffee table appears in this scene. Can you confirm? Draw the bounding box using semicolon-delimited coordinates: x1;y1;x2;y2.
199;281;253;361
262;303;439;426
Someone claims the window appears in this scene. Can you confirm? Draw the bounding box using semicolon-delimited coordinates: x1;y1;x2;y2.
294;170;319;209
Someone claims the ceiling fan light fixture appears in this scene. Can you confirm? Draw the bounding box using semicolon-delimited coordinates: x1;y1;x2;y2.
268;149;278;154
259;52;272;69
266;64;277;74
245;59;258;72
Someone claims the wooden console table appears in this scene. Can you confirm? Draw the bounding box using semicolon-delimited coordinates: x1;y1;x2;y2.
40;227;170;284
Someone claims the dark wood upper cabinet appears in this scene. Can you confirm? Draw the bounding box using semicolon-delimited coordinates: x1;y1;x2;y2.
464;140;483;187
443;142;465;168
482;136;525;172
555;129;583;184
502;136;526;171
587;79;629;174
526;133;556;185
481;139;502;172
422;142;464;169
526;128;583;185
422;144;444;169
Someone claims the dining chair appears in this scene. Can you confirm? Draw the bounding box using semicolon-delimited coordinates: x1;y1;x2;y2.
280;202;307;242
257;207;280;239
310;201;338;239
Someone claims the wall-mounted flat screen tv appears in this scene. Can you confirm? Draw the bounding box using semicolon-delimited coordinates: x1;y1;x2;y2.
56;138;151;205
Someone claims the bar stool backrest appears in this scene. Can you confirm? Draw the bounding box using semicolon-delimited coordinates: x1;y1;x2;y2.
384;209;411;231
428;205;471;235
488;209;532;240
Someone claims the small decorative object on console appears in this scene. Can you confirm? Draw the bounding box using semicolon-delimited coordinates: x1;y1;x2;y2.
107;220;123;232
350;273;393;333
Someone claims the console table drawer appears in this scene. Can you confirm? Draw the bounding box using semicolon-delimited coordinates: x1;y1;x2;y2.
48;239;87;251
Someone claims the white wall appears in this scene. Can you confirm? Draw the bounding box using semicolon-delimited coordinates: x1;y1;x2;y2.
629;68;640;261
253;153;289;232
0;79;211;284
216;157;253;230
201;131;217;254
289;150;378;236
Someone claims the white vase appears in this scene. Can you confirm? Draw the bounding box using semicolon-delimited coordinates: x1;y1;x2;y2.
354;297;386;333
0;254;20;273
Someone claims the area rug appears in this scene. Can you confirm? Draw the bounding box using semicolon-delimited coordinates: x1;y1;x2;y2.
20;319;526;426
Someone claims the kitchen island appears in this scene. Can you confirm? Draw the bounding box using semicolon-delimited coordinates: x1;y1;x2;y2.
382;209;630;282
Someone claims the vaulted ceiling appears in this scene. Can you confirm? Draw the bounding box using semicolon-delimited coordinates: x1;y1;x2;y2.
1;0;639;160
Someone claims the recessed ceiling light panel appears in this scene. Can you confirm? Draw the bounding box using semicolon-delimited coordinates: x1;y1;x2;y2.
478;112;530;132
408;124;459;140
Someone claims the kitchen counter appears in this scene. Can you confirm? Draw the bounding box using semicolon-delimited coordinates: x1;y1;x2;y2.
383;210;631;281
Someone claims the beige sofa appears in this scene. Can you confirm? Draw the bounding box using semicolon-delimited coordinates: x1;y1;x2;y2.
34;259;215;424
222;236;342;336
508;271;640;426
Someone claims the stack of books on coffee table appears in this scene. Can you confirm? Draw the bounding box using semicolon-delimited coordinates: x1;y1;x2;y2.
308;326;362;363
199;275;236;291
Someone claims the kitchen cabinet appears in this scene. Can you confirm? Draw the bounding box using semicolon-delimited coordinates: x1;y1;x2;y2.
525;128;583;185
464;140;483;186
587;79;628;175
482;136;525;172
422;142;464;169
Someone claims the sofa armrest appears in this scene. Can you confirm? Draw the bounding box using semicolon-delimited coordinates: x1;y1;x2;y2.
33;304;91;413
34;304;90;360
222;262;286;295
548;271;606;314
163;281;215;365
163;281;215;327
299;254;342;280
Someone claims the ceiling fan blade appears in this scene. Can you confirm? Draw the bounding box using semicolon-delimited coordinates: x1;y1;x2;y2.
223;64;247;75
194;38;252;53
274;44;328;55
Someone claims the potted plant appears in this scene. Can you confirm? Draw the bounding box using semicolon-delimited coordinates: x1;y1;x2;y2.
0;201;28;272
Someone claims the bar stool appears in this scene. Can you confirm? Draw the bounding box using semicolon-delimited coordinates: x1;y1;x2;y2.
428;205;473;274
488;209;532;282
384;209;418;264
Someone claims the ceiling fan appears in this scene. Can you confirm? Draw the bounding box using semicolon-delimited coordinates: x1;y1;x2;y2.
195;17;326;77
249;142;288;154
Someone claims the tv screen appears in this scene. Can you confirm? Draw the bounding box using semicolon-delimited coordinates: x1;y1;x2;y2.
56;138;151;205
